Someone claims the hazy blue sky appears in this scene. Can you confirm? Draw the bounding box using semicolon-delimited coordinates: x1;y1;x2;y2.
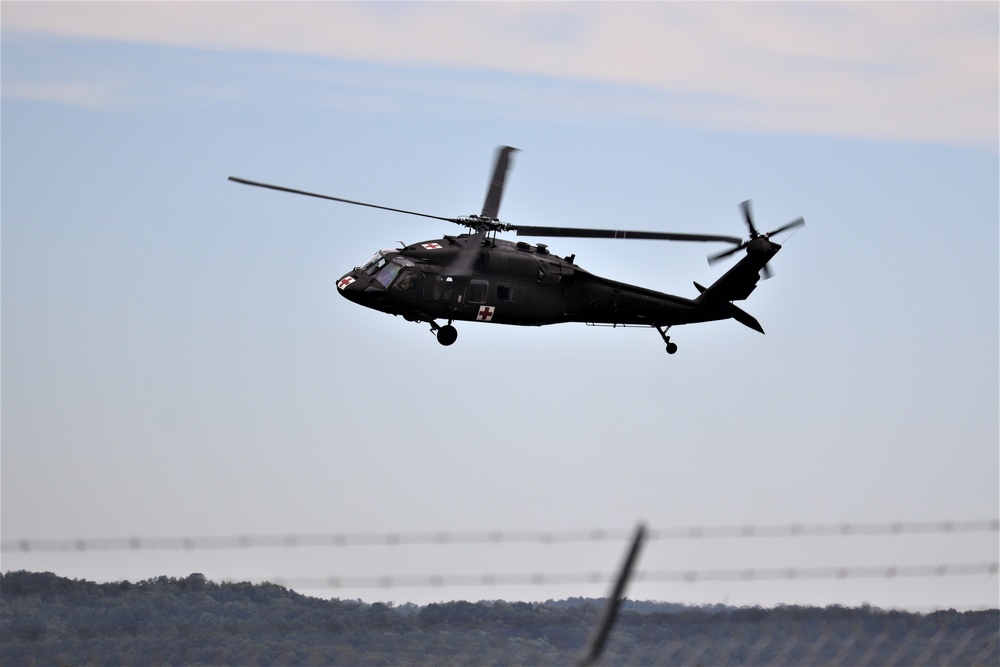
2;2;997;611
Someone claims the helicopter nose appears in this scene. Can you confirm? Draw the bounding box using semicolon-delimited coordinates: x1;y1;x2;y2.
336;272;368;303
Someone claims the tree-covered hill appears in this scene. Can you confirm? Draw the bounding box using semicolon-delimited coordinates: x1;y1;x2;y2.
2;570;997;666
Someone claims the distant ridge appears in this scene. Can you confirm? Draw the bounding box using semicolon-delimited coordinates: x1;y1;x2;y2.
2;571;997;666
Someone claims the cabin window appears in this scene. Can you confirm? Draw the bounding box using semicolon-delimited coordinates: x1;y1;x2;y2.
496;284;511;302
467;280;489;304
432;276;454;301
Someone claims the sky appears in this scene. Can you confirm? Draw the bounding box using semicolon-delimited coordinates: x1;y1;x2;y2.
2;2;998;612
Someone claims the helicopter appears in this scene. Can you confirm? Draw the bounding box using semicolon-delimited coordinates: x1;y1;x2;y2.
229;146;803;353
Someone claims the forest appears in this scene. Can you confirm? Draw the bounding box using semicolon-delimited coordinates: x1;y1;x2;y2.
2;570;997;666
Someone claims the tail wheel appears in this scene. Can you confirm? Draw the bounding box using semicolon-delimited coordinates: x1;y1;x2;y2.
656;325;677;355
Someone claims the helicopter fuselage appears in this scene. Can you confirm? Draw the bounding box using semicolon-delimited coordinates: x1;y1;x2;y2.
337;233;779;333
231;145;802;352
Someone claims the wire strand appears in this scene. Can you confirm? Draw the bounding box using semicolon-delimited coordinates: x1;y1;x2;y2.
265;562;998;590
4;519;996;553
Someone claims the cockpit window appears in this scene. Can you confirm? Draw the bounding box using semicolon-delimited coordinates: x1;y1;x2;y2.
394;269;419;291
361;252;388;276
374;257;414;288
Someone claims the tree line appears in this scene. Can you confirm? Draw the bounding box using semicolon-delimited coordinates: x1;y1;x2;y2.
2;570;997;666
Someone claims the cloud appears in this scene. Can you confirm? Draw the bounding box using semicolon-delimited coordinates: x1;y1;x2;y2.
3;2;996;146
1;80;141;111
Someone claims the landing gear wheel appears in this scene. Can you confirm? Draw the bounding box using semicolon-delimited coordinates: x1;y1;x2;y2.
656;325;677;355
436;325;458;346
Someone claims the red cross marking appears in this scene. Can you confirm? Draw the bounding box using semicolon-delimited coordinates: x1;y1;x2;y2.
477;306;495;321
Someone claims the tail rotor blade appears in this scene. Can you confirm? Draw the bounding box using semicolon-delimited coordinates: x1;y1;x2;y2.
708;243;747;265
740;199;759;238
765;217;805;238
709;204;804;266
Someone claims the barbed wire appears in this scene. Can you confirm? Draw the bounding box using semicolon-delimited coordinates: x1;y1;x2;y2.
264;562;998;590
4;519;996;553
4;525;997;664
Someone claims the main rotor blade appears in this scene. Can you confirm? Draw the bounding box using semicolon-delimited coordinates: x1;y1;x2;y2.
481;146;518;220
513;225;742;244
444;230;488;278
228;177;462;225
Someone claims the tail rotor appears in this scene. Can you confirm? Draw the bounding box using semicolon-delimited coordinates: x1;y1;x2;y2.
708;199;804;278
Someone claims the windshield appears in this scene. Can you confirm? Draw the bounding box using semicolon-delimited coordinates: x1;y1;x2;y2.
361;251;390;276
374;257;415;288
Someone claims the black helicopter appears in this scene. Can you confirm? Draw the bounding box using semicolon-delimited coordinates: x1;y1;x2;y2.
230;146;803;353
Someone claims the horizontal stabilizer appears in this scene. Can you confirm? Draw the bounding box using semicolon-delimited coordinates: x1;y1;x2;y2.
694;281;763;332
727;303;764;334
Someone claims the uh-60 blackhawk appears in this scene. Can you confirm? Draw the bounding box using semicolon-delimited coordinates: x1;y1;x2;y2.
229;146;803;354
